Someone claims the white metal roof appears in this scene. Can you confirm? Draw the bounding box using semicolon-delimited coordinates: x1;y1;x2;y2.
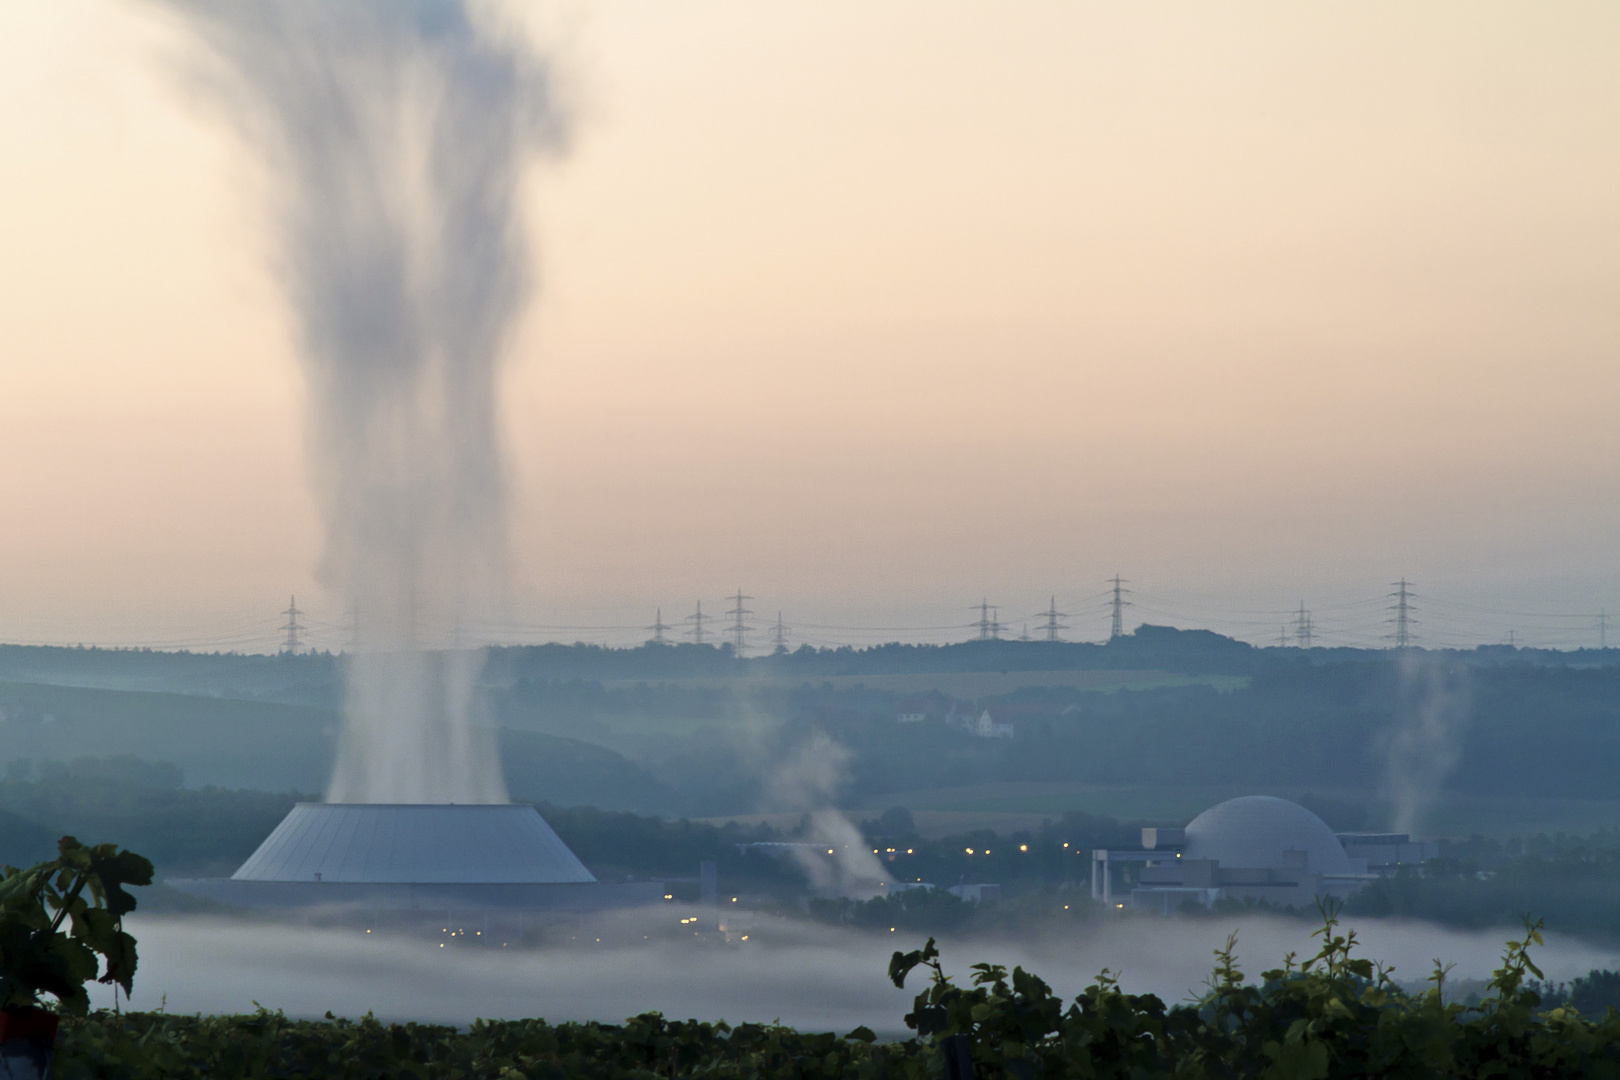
1182;796;1353;875
231;804;596;884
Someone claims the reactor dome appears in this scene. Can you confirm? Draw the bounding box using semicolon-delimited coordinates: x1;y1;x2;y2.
1181;796;1352;874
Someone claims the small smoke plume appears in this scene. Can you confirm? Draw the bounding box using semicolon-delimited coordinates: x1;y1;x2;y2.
152;0;565;802
765;733;888;897
1381;653;1472;836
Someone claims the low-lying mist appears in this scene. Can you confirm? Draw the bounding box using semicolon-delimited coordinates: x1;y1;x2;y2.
93;908;1620;1032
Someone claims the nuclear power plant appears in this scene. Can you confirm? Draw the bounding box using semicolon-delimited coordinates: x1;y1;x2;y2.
173;803;661;931
1092;795;1438;914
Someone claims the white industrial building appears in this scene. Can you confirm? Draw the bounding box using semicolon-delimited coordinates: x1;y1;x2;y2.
1092;796;1435;914
172;803;662;916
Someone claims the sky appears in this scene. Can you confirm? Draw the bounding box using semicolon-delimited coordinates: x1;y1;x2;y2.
1;1;1618;652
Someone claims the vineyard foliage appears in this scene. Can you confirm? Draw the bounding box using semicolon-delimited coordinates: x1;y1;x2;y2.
45;908;1620;1079
0;836;153;1014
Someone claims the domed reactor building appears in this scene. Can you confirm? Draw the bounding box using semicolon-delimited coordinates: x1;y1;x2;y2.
1090;796;1437;915
173;804;661;932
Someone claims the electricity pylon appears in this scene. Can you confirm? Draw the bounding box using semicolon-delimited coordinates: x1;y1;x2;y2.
685;601;709;645
279;596;303;654
973;599;996;641
1108;576;1131;640
1387;579;1417;648
726;589;753;656
1041;597;1069;642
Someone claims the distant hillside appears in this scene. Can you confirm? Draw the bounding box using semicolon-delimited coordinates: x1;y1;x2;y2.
0;680;335;792
6;634;1620;826
0;681;675;815
3;628;1615;705
0;645;339;707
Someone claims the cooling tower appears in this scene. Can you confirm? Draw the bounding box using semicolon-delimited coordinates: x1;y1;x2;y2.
171;804;661;914
232;804;595;884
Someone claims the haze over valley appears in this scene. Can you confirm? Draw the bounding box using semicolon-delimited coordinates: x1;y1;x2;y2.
2;0;1620;1057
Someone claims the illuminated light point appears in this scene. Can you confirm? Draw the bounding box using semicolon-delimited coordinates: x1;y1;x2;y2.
1019;844;1028;852
965;847;974;854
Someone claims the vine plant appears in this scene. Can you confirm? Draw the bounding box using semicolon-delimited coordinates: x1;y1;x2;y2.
0;837;153;1015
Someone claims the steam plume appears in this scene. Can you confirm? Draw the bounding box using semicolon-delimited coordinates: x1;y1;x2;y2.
766;733;888;896
1382;653;1471;836
155;0;564;802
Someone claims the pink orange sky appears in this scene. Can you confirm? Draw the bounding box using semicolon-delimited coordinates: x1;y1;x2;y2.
1;2;1618;651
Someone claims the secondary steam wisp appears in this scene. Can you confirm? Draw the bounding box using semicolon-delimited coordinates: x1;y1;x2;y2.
158;0;565;802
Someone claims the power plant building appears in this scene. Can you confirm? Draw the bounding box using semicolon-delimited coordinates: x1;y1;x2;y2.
173;803;661;914
1092;796;1431;914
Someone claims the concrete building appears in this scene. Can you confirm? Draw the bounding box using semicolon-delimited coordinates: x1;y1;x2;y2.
171;803;662;917
1336;832;1439;871
1092;796;1377;913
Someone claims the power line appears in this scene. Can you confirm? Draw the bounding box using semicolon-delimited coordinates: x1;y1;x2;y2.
1041;596;1069;642
18;582;1620;654
685;601;709;645
647;608;670;645
279;596;303;655
1293;601;1313;649
972;599;998;642
1108;576;1132;640
726;589;753;657
1387;579;1417;648
771;611;790;653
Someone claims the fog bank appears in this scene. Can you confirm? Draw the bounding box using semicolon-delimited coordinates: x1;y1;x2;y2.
93;911;1620;1031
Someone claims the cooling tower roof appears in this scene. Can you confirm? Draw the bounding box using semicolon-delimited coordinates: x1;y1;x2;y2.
1182;796;1353;875
231;804;596;884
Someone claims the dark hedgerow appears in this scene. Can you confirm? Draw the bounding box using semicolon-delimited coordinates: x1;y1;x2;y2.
50;903;1620;1079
